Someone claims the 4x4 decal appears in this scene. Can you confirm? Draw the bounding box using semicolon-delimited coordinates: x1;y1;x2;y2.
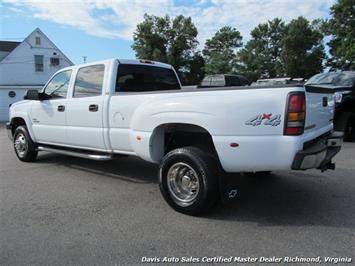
245;113;281;126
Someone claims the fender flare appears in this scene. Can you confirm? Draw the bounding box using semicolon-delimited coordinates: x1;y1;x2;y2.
10;113;36;142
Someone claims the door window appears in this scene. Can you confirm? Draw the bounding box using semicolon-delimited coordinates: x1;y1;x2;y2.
73;64;105;97
44;70;72;98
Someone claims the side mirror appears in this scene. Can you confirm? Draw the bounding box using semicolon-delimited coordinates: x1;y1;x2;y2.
24;89;40;100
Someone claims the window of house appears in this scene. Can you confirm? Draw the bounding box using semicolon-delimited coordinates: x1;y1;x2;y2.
73;65;105;98
35;36;41;45
34;55;44;72
44;70;72;98
50;57;60;66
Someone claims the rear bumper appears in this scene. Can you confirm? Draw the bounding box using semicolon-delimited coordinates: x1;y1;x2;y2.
292;131;343;171
6;122;13;141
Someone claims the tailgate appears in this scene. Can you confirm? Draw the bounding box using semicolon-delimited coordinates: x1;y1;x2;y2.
304;85;335;133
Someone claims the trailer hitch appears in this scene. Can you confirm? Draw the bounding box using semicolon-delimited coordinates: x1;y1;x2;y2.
320;161;336;172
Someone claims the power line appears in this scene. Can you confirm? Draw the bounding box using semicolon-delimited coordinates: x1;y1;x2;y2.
0;37;25;40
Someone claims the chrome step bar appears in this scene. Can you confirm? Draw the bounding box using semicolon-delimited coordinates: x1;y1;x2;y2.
37;146;113;161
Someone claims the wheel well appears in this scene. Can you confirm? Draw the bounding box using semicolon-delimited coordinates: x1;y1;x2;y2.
10;117;26;135
150;123;218;162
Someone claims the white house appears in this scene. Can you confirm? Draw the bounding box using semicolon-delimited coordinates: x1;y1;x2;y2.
0;28;73;121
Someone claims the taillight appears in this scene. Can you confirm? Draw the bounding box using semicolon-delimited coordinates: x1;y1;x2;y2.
284;92;305;136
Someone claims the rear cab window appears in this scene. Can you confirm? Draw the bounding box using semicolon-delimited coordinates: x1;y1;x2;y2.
115;64;180;92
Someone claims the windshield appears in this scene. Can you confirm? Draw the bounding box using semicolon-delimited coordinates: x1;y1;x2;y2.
306;72;355;87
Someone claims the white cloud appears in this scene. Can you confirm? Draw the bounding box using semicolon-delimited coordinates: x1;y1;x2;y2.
3;0;336;45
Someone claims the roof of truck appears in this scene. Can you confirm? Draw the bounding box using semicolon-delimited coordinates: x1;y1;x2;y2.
118;59;172;69
61;58;173;70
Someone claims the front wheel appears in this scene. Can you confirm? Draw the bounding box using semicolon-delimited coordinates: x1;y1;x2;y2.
159;146;219;215
13;126;38;162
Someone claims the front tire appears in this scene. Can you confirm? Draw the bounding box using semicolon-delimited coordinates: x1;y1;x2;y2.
13;126;38;162
159;146;219;215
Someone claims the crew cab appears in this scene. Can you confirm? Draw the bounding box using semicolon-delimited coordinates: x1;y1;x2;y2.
6;59;343;215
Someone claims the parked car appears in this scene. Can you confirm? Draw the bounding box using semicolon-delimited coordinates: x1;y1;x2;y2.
305;71;355;141
6;59;342;215
251;77;305;86
197;74;250;88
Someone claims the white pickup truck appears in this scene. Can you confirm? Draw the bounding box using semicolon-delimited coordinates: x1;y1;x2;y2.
6;59;343;215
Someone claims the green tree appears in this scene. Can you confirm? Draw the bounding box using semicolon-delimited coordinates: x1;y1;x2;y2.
202;26;242;74
179;52;205;85
132;14;199;74
324;0;355;70
237;18;286;81
281;16;325;79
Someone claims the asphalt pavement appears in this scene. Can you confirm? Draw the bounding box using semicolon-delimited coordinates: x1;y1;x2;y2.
0;125;354;265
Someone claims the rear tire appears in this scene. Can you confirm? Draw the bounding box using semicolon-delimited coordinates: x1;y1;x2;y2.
13;126;38;162
159;146;219;215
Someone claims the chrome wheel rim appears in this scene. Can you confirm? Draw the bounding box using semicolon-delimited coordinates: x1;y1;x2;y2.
14;133;28;157
167;162;200;205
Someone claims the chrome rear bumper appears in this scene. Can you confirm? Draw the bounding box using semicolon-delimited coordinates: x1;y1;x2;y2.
292;131;343;171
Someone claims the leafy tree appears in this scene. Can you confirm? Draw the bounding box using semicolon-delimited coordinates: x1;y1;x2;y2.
324;0;355;70
202;26;242;74
281;16;325;79
179;52;205;85
132;14;199;77
237;18;286;81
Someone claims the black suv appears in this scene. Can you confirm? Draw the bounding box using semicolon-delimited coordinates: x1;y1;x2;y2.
306;71;355;141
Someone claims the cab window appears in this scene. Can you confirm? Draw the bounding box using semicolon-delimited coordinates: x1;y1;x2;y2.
73;64;105;97
116;64;180;92
44;70;72;98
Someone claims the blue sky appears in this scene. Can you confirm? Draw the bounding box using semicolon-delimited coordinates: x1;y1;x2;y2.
0;0;335;64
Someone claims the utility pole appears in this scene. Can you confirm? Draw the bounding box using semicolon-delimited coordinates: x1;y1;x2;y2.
82;56;87;64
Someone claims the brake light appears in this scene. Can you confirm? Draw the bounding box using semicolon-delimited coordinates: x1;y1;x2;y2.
139;59;154;64
284;92;305;136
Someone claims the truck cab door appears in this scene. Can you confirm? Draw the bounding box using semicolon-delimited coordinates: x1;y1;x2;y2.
65;64;106;150
30;69;72;144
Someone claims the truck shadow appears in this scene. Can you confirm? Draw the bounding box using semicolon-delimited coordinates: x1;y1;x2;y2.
38;153;158;184
38;153;355;228
209;171;355;228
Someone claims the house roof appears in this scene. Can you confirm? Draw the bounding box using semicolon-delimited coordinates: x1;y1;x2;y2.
0;41;21;52
0;28;73;65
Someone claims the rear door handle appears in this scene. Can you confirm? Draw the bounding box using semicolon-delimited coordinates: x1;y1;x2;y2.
89;104;99;112
57;105;65;112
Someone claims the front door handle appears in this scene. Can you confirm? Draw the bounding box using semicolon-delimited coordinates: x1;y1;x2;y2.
57;105;65;112
89;104;99;112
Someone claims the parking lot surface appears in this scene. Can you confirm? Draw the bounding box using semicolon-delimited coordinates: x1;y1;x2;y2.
1;125;354;265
